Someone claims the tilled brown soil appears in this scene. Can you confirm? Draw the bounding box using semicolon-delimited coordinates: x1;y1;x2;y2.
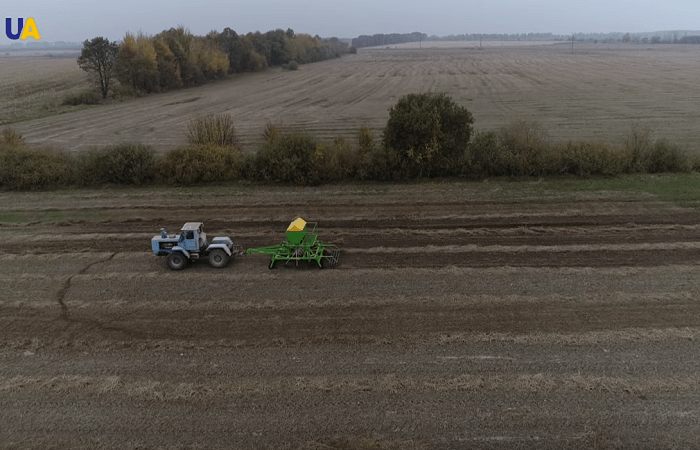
1;183;700;449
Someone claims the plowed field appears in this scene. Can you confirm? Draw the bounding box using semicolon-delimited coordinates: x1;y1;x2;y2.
2;181;700;449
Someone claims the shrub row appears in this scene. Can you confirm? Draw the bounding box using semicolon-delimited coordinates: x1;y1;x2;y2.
0;141;157;190
1;121;697;191
465;121;692;177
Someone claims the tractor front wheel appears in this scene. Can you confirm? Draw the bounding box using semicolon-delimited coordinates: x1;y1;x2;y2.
208;249;229;268
167;252;187;270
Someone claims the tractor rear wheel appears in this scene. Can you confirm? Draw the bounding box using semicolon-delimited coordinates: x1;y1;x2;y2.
167;252;187;270
208;249;229;268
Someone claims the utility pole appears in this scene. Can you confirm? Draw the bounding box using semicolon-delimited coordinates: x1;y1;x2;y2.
571;34;574;53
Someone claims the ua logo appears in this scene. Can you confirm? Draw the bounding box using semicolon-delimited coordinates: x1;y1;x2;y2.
5;18;41;40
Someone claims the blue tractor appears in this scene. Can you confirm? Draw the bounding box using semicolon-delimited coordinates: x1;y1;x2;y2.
151;222;242;270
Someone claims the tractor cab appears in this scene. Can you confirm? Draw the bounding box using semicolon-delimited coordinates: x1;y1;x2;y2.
180;222;207;251
152;221;241;270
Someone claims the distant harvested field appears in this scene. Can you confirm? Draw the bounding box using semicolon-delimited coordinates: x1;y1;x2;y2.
6;43;700;154
378;40;561;49
0;54;89;125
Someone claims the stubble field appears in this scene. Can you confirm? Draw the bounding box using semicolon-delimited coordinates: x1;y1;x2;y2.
2;178;700;449
4;42;700;153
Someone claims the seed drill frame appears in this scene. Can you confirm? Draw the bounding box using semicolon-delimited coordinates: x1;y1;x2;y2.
246;218;340;269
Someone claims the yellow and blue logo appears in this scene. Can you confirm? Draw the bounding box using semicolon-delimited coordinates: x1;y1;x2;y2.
5;18;41;40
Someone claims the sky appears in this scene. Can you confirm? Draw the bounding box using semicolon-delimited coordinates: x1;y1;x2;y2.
3;0;700;43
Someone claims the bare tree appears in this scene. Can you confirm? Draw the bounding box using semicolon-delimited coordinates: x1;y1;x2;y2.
77;37;119;99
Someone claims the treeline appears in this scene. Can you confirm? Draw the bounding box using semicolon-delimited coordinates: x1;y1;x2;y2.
431;33;560;41
0;41;81;50
351;32;428;48
619;32;700;44
418;30;700;44
1;93;696;190
574;30;700;44
114;28;229;93
216;28;349;73
679;36;700;44
90;26;349;96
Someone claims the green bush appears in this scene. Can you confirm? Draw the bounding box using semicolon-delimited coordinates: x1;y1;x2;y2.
160;143;244;185
467;130;505;176
309;137;364;183
253;130;321;185
249;50;268;71
623;123;653;172
495;120;557;176
74;143;157;186
382;92;474;177
0;145;72;190
467;122;691;178
355;126;377;179
2;128;25;147
621;124;690;173
186;113;240;148
468;123;556;177
253;128;368;184
645;140;690;173
358;126;374;154
261;122;280;144
62;89;101;106
111;82;138;99
559;141;629;176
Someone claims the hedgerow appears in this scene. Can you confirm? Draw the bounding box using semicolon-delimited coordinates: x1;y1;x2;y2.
0;95;696;190
74;143;158;186
159;143;244;185
252;130;323;185
0;134;72;190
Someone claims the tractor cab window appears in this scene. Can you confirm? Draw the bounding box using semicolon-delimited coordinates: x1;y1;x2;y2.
185;231;194;239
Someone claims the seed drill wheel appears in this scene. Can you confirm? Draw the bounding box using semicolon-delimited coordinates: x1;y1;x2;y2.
167;252;187;270
208;249;229;268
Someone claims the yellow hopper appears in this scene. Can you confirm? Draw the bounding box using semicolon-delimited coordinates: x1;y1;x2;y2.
287;217;306;232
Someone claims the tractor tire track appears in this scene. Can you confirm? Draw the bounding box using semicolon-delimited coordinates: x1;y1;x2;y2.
56;253;116;317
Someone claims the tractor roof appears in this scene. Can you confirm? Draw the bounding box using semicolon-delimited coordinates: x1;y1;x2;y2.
181;222;203;231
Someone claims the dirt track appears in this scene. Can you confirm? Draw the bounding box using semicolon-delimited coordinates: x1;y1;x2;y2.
2;182;700;449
